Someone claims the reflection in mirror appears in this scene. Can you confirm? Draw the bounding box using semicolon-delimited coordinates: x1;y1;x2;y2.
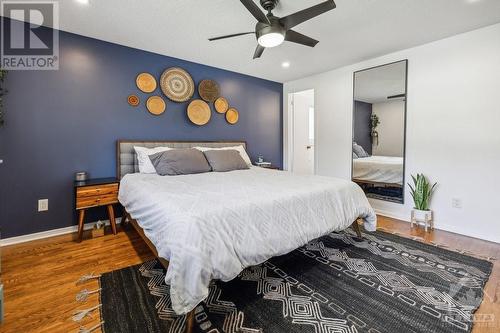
352;60;407;204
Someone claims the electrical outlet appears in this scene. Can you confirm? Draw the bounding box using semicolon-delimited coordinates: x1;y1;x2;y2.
452;198;462;209
38;199;48;212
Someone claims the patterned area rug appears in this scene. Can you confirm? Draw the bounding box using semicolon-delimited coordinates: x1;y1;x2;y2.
99;230;492;333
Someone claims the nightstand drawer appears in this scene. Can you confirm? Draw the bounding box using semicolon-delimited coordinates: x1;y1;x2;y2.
76;183;119;198
76;193;118;209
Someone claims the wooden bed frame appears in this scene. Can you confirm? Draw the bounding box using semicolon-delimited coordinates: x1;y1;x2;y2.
117;140;362;333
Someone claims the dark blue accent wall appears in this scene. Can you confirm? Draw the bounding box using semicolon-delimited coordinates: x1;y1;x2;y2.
353;101;372;155
0;20;283;238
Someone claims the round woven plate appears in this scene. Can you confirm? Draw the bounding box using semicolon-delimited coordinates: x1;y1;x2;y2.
136;73;157;93
127;94;140;107
187;99;211;126
160;67;195;102
198;79;220;103
214;97;229;114
146;96;166;116
226;107;239;125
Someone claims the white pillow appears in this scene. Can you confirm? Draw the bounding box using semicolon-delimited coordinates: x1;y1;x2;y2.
134;146;172;173
194;145;252;167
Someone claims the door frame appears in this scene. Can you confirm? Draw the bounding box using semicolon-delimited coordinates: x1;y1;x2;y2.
285;89;316;174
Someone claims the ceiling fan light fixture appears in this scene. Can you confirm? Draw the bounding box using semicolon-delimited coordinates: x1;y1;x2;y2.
208;0;337;58
258;32;285;48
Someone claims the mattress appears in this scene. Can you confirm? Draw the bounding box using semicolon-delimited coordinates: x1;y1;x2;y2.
353;155;404;185
119;167;377;314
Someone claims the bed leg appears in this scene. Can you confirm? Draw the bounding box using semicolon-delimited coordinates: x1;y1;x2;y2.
121;207;130;226
185;309;195;333
351;220;363;238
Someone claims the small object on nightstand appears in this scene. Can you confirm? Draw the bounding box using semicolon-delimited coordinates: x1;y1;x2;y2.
75;171;88;182
255;161;271;168
75;177;119;242
91;220;106;238
257;155;264;163
255;162;280;170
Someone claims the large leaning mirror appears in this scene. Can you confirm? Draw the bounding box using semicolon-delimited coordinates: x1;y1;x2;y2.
352;60;407;204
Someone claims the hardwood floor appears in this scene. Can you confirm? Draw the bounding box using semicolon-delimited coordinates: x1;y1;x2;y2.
1;216;499;333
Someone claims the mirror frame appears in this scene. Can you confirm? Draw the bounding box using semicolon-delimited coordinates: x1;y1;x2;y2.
351;59;408;204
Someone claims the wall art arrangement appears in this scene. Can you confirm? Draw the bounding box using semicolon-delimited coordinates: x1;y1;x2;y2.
128;67;240;125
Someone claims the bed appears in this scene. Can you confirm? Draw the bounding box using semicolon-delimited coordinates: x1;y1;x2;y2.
117;140;377;327
352;155;404;186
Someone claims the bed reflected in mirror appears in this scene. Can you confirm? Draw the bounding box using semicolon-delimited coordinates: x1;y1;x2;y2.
352;60;407;204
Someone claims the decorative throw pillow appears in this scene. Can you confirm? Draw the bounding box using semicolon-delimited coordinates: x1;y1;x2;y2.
353;142;369;158
203;149;250;172
134;146;172;174
194;145;252;167
149;149;212;176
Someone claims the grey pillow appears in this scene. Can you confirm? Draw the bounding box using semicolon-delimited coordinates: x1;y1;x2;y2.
353;142;369;158
203;149;249;172
149;148;212;176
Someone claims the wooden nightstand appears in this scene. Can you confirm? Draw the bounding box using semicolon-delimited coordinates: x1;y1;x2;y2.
254;163;281;170
75;178;119;242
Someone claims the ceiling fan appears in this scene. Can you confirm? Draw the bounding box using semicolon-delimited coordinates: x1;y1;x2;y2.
209;0;336;59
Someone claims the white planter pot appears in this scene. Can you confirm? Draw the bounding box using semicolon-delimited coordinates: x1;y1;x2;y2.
411;209;434;231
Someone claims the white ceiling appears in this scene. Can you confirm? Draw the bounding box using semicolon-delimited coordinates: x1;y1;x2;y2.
7;0;500;82
354;61;406;104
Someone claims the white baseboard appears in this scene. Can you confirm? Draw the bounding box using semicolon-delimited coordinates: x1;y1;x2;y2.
374;209;410;223
374;209;499;244
0;218;122;247
435;222;500;244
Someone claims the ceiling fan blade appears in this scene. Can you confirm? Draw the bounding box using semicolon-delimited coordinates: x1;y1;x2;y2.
240;0;270;24
285;30;319;47
253;44;265;59
209;32;255;41
279;0;336;30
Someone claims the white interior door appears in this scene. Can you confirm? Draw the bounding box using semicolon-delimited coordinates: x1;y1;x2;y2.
291;89;315;175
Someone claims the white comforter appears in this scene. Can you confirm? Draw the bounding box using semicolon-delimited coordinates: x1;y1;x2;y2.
353;155;404;185
119;167;376;314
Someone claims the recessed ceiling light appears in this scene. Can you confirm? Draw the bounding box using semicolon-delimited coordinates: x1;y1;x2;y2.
282;62;290;68
75;0;90;5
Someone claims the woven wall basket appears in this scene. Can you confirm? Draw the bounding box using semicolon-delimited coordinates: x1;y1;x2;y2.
187;99;211;126
160;67;195;102
198;79;220;103
146;96;166;116
136;73;157;93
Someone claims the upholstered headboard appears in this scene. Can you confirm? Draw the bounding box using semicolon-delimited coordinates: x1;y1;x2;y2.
116;140;247;179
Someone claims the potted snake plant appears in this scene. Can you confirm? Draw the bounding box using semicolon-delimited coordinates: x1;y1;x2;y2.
408;174;437;230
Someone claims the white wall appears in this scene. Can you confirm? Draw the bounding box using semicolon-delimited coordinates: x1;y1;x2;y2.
372;100;405;157
284;23;500;243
